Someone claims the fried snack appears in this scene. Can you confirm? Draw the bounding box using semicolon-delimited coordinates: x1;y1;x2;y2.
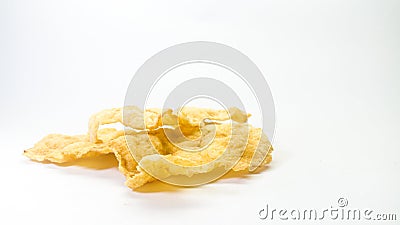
125;168;155;190
89;106;162;143
177;107;249;127
24;107;273;191
108;135;159;188
23;128;121;163
138;123;273;179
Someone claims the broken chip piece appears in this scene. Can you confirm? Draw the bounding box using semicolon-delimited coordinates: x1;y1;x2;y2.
24;106;273;190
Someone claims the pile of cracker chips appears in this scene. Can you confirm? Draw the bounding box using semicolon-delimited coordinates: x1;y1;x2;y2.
24;106;273;190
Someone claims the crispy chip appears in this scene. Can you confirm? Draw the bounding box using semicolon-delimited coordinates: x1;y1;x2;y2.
108;135;139;177
108;134;162;189
178;107;250;127
88;107;162;143
125;168;155;190
23;128;121;163
24;106;273;190
138;123;272;179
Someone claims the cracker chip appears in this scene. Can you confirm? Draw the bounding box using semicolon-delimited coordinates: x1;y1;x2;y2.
125;168;155;190
108;135;139;177
24;106;273;190
23;128;121;163
138;123;272;180
89;107;162;143
177;107;250;127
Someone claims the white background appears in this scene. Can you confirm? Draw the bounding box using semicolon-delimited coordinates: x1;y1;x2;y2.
1;0;399;225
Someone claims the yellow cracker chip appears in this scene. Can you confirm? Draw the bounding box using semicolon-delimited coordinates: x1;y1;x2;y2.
137;123;273;183
125;168;155;190
108;135;139;177
23;128;121;163
24;130;162;189
88;107;162;143
178;107;250;127
108;134;162;189
139;123;267;179
24;106;273;190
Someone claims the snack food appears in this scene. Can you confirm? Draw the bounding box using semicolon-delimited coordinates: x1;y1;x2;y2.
24;107;273;190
